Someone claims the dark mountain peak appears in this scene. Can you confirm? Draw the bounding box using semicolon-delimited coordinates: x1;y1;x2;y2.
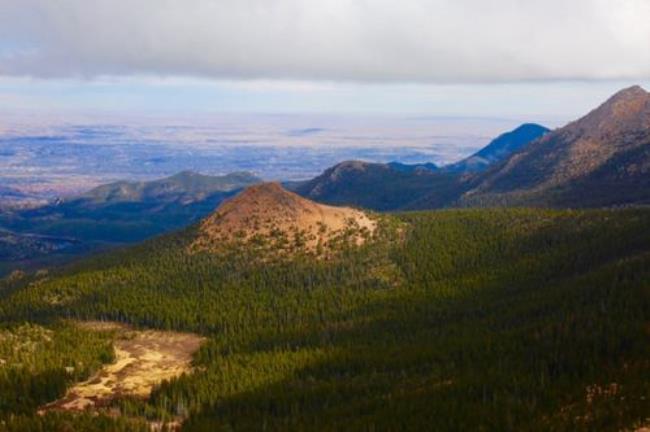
320;161;388;182
474;123;550;158
445;123;549;173
296;160;390;199
335;160;372;169
330;160;378;173
292;159;461;211
512;123;550;133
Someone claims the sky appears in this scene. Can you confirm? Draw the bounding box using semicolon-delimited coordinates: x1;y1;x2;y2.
0;0;649;119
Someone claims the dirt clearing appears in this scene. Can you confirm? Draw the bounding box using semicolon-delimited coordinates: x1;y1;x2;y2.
42;322;204;411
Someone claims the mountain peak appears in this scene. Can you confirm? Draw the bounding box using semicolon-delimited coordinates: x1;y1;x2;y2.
609;85;647;101
513;123;550;133
335;160;372;169
329;160;380;176
191;182;376;256
571;85;650;135
235;181;290;198
462;86;650;206
217;182;305;214
444;123;549;173
599;85;649;116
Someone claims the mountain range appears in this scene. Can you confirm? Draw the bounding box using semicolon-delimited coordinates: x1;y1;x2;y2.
2;86;650;431
2;85;649;274
2;171;260;242
0;171;260;274
73;170;260;206
289;122;549;210
289;160;462;210
296;86;650;210
462;85;650;207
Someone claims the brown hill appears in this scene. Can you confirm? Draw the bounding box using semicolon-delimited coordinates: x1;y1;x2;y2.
190;182;377;256
462;85;650;207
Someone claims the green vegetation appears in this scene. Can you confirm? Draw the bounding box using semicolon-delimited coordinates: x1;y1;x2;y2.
1;411;150;432
1;208;649;430
0;322;114;416
292;161;465;211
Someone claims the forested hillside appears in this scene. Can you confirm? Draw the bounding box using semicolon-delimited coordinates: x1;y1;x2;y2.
291;160;464;211
1;208;649;430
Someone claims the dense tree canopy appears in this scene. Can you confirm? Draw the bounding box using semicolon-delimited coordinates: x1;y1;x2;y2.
1;208;649;431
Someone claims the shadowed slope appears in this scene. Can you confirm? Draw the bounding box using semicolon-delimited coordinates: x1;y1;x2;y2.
292;161;462;211
445;123;549;173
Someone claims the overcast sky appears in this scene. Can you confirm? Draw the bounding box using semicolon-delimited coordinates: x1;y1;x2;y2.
1;0;649;118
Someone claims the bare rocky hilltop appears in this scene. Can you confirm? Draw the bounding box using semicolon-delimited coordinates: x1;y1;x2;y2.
190;182;376;256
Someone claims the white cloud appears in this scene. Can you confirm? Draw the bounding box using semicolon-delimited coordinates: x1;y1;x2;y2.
0;0;649;83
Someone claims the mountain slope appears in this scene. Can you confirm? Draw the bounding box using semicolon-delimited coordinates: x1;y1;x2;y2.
6;171;261;242
292;124;549;212
291;160;462;211
445;123;549;173
75;171;259;206
0;171;261;275
462;86;650;207
386;161;438;173
297;88;650;212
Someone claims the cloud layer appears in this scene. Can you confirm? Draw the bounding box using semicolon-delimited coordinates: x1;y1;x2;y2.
1;0;649;82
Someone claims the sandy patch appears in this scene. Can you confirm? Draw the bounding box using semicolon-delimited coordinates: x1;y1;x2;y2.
75;320;130;332
42;324;204;412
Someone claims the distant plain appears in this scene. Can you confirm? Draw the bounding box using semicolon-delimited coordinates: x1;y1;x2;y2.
0;113;537;204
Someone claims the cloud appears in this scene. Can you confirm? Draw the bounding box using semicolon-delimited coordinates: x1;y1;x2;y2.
0;0;649;83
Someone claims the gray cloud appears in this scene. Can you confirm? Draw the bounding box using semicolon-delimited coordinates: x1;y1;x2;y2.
1;0;649;82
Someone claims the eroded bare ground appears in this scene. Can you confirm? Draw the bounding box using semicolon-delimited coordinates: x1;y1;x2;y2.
41;321;204;412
